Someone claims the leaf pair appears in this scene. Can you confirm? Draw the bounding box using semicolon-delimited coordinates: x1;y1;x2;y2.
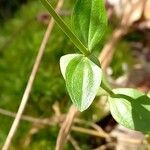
60;54;102;111
41;0;150;132
59;0;107;111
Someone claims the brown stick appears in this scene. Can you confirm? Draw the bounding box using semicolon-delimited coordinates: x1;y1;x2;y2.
99;0;146;71
55;105;78;150
0;108;47;124
68;135;81;150
74;118;109;138
0;107;144;145
0;107;109;139
0;107;62;126
99;26;128;70
2;0;64;149
72;126;109;138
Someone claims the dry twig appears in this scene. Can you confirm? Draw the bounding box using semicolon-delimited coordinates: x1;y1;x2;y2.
0;107;146;149
0;107;109;139
99;26;128;70
68;135;81;150
2;0;64;149
0;108;50;125
74;118;109;138
72;126;108;139
99;0;147;71
56;105;78;150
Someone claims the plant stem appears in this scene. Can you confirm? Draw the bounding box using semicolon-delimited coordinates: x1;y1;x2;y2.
101;81;114;97
41;0;89;55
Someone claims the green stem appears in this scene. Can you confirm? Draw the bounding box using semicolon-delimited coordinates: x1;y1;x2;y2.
101;81;114;97
40;0;89;55
101;82;134;100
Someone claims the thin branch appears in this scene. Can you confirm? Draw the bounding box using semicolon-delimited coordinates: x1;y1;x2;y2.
0;107;145;146
2;0;64;149
99;26;128;70
0;108;62;126
55;105;78;150
0;106;108;136
72;126;108;138
99;0;145;71
0;107;109;139
74;118;109;138
68;135;81;150
0;108;44;124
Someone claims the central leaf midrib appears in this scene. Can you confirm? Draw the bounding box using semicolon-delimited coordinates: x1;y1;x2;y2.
81;59;94;109
71;57;84;108
81;59;88;108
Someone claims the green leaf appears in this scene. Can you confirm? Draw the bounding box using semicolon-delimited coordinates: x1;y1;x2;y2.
40;0;88;55
60;54;83;79
72;0;107;51
108;88;150;132
65;55;102;111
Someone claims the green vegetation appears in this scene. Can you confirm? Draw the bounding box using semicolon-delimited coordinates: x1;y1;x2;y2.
42;0;150;133
0;0;73;149
0;0;145;149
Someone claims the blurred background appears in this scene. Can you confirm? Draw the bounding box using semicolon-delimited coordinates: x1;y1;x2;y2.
0;0;150;149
